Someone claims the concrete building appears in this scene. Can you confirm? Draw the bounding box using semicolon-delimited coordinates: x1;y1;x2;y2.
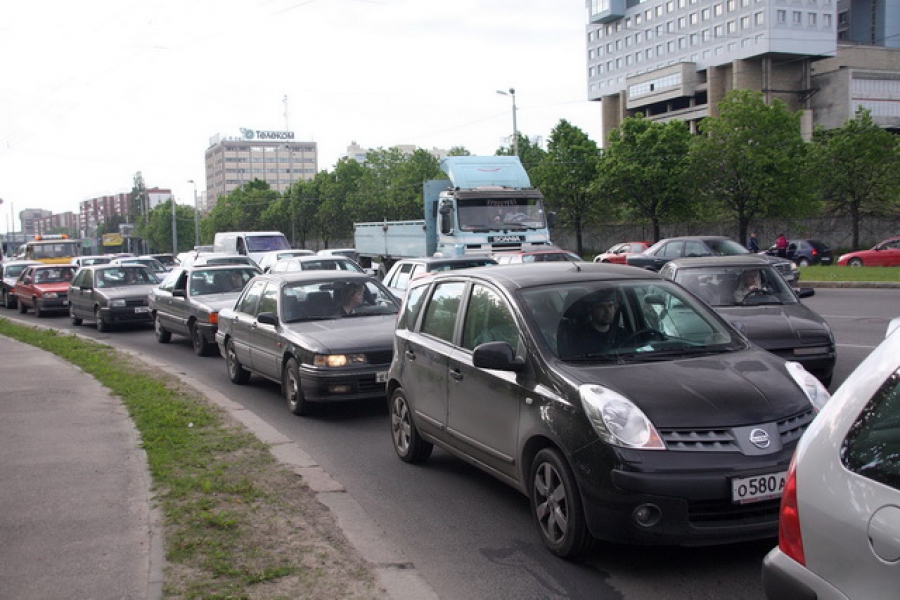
78;188;172;240
18;209;52;238
204;129;318;210
585;0;900;138
37;211;80;237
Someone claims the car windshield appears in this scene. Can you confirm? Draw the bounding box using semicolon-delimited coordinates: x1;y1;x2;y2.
519;280;742;363
674;265;797;307
96;267;158;287
245;235;291;252
280;279;399;322
190;268;258;295
34;267;76;283
5;264;32;278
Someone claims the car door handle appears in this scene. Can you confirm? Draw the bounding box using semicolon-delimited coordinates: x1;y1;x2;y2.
450;368;463;381
404;350;416;360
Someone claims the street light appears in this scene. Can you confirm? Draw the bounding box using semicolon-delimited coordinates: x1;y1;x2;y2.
496;87;518;157
188;180;200;248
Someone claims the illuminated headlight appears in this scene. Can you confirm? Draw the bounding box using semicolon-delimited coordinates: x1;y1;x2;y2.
314;354;366;367
109;299;126;307
579;384;665;450
785;361;830;411
43;292;59;298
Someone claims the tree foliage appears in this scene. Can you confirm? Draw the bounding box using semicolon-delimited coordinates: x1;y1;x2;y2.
690;90;812;243
141;200;197;254
597;115;693;241
810;108;900;248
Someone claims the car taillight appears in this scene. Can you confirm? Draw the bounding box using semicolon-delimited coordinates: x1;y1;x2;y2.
812;249;818;256
209;312;219;325
778;454;805;565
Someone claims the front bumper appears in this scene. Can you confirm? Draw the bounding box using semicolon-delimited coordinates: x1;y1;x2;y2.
297;363;389;402
101;305;153;324
37;297;69;312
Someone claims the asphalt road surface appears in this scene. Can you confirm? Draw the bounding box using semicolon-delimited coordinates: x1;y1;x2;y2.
4;287;895;599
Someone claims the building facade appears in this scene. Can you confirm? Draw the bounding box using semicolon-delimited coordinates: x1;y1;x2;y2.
585;0;900;137
204;129;318;210
37;211;80;237
78;188;172;240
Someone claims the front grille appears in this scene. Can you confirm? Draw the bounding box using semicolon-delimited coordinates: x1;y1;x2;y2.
660;409;815;452
125;298;148;307
367;350;393;365
688;497;780;525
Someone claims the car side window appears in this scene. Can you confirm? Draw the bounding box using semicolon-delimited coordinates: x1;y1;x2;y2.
842;370;900;491
397;284;428;331
237;280;266;315
461;284;519;351
684;241;708;257
258;283;278;315
390;263;414;291
658;242;682;258
420;281;465;343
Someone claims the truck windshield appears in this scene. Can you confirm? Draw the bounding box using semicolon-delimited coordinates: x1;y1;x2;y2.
457;198;547;231
246;235;291;252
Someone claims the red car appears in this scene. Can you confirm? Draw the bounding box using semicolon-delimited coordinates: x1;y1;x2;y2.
837;235;900;267
593;241;652;264
13;264;77;317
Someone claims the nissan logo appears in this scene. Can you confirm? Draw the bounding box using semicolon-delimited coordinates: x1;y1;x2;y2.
749;428;771;449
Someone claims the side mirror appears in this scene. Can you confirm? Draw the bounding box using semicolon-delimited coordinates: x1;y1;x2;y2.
258;312;278;326
472;341;525;372
173;289;186;298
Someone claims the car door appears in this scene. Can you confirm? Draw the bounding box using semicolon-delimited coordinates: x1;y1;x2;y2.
248;282;282;380
153;269;182;334
403;280;466;438
15;267;36;308
69;268;90;317
875;239;900;266
226;279;266;369
445;282;524;478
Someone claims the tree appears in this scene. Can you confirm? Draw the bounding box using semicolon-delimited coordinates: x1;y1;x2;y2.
317;159;367;246
496;133;547;176
596;116;693;241
811;108;900;249
532;120;602;256
690;90;812;244
205;180;280;235
140;200;196;253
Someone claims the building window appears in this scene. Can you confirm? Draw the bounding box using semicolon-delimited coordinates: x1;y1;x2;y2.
678;16;686;28
741;15;750;28
755;11;765;25
668;40;676;51
678;36;687;48
808;12;816;26
714;3;723;16
702;28;711;41
702;7;710;20
635;13;643;24
777;9;787;23
656;5;664;17
823;13;831;26
691;33;699;44
727;20;736;33
690;12;698;24
838;11;848;24
727;0;736;11
715;24;724;37
793;11;802;24
667;0;675;12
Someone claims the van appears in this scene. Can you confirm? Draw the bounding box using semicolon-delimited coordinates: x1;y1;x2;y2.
212;231;290;266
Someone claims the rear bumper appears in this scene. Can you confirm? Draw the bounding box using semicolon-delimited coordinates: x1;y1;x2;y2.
762;546;846;600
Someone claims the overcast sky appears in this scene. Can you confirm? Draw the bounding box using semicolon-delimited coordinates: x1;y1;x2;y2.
0;0;600;223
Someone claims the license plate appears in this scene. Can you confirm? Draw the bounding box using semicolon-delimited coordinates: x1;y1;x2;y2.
62;300;68;305
135;306;150;313
376;371;388;383
731;472;787;504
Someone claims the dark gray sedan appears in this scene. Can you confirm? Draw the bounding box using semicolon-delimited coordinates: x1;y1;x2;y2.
215;271;400;415
68;265;160;332
149;265;261;355
659;255;836;386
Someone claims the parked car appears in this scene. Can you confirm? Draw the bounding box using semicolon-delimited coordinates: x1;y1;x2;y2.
1;260;40;308
659;256;835;386
13;264;77;317
627;236;799;284
71;255;113;269
68;264;160;331
149;264;262;355
763;239;833;266
492;249;584;264
388;263;830;557
215;272;401;415
110;256;169;276
268;255;365;276
593;241;652;264
761;323;900;600
381;256;497;300
256;249;315;272
837;235;900;267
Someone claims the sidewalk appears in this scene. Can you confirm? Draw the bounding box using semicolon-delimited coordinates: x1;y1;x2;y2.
0;337;164;600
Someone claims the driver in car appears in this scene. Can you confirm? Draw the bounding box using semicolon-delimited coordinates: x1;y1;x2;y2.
557;288;629;357
734;269;765;303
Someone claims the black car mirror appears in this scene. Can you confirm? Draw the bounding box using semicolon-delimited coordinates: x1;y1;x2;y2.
257;312;278;326
472;341;525;372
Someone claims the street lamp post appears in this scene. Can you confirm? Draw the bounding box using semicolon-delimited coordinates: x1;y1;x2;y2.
188;180;200;248
496;87;518;157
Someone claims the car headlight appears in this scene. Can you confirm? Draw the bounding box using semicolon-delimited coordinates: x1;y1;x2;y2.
579;384;665;450
785;361;830;411
43;292;58;298
110;299;126;307
313;354;367;367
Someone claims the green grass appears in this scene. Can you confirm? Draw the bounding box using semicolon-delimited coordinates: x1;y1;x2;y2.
0;319;381;599
799;265;900;283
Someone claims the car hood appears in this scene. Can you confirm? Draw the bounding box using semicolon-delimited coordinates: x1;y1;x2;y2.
554;348;813;428
90;284;158;299
282;315;397;354
26;282;71;293
714;304;832;350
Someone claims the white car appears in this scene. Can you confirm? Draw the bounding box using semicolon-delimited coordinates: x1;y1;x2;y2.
256;249;314;272
761;325;900;599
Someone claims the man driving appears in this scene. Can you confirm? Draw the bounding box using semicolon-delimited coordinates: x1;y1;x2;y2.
558;288;628;357
734;269;764;303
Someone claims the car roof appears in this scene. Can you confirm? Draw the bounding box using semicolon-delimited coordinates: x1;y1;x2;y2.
664;255;772;269
3;260;41;266
177;264;260;272
417;262;662;292
395;256;496;265
255;271;374;284
80;263;151;271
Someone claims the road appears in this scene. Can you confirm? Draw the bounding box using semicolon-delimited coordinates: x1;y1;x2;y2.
3;287;895;599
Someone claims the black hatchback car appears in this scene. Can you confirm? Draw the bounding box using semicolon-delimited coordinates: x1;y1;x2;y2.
388;263;830;558
763;238;833;266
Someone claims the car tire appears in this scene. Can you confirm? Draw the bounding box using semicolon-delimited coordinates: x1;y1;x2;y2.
225;339;251;384
154;314;172;343
389;387;433;463
798;257;811;267
530;447;593;559
70;305;82;326
283;357;311;416
95;307;108;332
0;289;6;308
34;302;43;318
18;298;27;313
190;321;213;356
848;257;864;267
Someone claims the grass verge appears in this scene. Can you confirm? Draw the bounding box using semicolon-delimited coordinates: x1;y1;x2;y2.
0;319;385;599
799;265;900;282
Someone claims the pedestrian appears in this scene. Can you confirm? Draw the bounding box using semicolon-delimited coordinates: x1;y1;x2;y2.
775;234;788;258
747;232;759;253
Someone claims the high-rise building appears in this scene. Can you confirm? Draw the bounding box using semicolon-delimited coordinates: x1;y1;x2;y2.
78;188;172;240
204;129;318;210
585;0;900;138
